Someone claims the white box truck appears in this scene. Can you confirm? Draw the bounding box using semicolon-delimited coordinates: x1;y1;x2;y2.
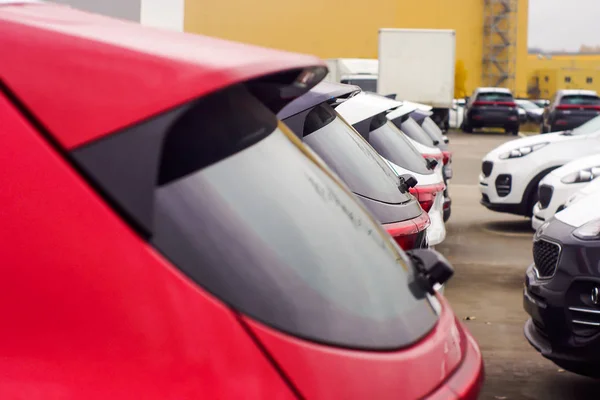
324;58;378;92
377;29;456;131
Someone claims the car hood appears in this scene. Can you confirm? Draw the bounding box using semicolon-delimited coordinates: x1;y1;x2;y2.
485;131;577;159
549;154;600;178
556;191;600;228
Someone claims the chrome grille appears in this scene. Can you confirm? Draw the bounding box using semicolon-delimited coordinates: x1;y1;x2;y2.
533;239;560;279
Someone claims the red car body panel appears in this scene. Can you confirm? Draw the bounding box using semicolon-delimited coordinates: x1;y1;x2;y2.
0;96;294;399
245;295;480;400
0;3;322;149
0;4;484;399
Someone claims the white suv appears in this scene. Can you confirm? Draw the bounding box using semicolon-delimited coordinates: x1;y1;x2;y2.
532;154;600;230
480;116;600;217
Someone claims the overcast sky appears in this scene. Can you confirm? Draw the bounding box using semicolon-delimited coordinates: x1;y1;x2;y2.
528;0;600;51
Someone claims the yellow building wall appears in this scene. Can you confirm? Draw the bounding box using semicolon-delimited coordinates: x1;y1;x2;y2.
184;0;528;97
526;54;600;98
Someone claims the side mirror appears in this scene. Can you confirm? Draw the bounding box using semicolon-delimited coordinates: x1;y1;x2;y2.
442;135;449;144
399;174;418;192
406;248;454;294
432;139;440;146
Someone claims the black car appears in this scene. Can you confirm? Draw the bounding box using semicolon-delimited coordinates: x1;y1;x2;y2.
541;90;600;133
278;82;429;250
515;99;544;124
387;108;453;222
523;199;600;377
462;87;520;135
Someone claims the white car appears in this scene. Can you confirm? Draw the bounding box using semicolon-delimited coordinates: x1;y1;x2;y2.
480;116;600;217
449;99;465;129
552;191;600;239
336;92;446;246
564;176;600;209
532;154;600;230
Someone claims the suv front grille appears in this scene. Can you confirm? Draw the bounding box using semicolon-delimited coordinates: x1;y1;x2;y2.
538;184;554;209
495;174;512;197
482;161;493;177
533;239;560;279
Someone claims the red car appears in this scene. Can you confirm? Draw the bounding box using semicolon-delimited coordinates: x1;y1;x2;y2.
0;3;483;399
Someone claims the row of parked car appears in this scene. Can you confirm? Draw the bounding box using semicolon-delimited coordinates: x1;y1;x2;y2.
0;2;483;399
479;114;600;377
451;87;600;136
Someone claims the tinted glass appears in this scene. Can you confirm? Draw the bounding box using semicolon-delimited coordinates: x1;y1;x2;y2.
78;84;437;350
400;117;436;147
476;92;514;102
302;105;411;204
572;115;600;135
341;78;378;93
369;121;432;175
421;117;445;142
560;95;600;106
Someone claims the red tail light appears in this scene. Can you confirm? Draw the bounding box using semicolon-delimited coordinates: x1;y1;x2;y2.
473;101;516;108
410;183;445;213
422;153;443;161
385;212;430;250
442;151;452;165
556;104;600;111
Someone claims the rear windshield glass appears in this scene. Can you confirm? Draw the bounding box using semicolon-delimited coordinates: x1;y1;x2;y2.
399;117;436;147
476;92;514;102
368;120;432;175
75;84;437;350
421;117;445;142
301;104;411;204
341;78;377;93
560;95;600;105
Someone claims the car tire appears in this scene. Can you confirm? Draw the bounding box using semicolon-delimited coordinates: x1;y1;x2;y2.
508;126;519;136
462;120;473;133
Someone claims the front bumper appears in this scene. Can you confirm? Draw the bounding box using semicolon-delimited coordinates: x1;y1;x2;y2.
523;219;600;372
427;192;447;246
479;157;540;216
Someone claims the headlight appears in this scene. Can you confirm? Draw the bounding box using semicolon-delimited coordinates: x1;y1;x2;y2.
573;218;600;240
561;167;600;184
499;142;549;159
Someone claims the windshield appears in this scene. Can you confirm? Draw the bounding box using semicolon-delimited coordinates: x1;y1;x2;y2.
73;84;437;350
560;95;600;106
301;104;412;204
572;115;600;135
476;92;514;102
516;100;540;110
398;117;436;147
341;78;377;93
368;120;432;175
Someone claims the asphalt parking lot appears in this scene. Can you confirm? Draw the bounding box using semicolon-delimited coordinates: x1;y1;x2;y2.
438;131;600;399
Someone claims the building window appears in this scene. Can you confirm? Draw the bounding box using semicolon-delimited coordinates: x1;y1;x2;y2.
587;77;593;84
565;76;572;83
544;76;549;82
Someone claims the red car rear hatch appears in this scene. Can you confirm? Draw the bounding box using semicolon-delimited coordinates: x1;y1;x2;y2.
0;2;324;149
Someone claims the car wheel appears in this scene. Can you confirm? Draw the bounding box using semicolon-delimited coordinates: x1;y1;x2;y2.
462;121;473;133
508;126;519;136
